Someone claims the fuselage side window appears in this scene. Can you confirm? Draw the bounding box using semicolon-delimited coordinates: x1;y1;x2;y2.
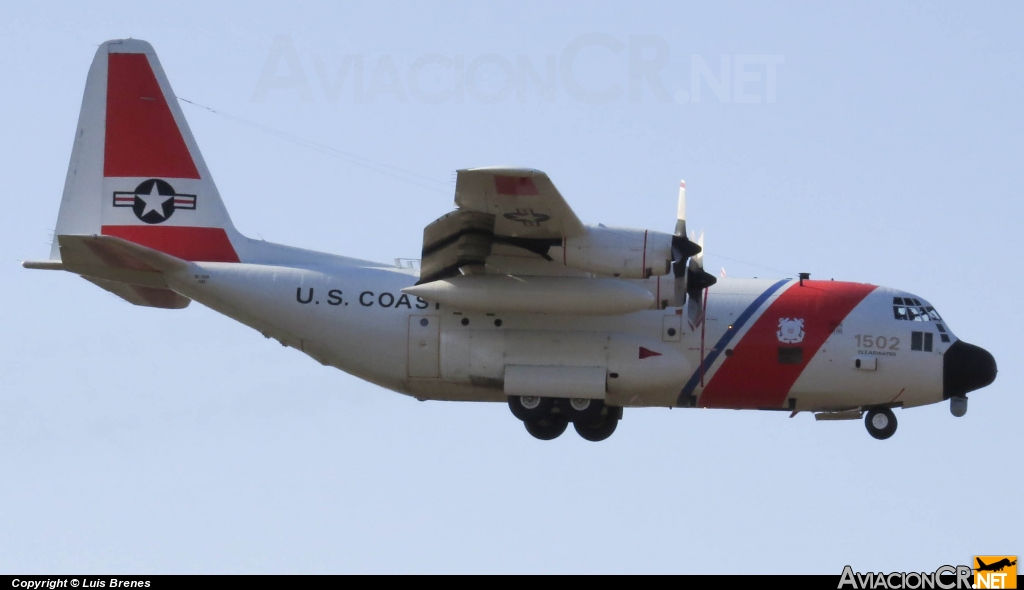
910;331;935;352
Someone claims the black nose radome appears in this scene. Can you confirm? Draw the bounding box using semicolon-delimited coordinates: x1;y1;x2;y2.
943;340;997;399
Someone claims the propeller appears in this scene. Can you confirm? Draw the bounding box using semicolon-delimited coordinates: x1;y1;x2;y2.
669;180;717;326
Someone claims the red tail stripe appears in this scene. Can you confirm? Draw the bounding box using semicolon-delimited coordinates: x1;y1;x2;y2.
104;53;200;179
101;226;239;263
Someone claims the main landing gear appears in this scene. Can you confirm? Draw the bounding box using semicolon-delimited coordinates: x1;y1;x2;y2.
508;396;622;442
864;407;898;440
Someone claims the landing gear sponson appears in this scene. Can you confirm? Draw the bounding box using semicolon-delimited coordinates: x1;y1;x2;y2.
508;396;621;442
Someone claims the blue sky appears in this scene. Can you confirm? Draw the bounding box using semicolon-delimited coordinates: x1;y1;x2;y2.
1;1;1021;573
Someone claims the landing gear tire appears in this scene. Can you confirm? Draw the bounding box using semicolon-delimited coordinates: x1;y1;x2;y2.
865;407;897;440
524;415;569;440
573;411;619;442
564;397;605;422
508;395;554;421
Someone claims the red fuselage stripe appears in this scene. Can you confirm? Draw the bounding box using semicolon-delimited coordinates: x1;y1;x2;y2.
698;280;876;409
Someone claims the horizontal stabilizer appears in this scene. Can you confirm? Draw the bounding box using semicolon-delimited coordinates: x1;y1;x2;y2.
82;276;190;309
58;234;188;278
22;260;65;271
25;234;193;309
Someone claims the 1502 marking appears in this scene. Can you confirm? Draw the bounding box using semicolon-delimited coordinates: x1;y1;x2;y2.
854;334;900;350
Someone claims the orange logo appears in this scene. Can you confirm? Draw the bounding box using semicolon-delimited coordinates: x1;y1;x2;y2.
973;556;1017;589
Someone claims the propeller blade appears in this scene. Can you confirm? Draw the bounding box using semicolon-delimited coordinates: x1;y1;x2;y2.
675;180;686;238
685;230;717;328
687;286;705;329
670;180;700;279
688;230;705;274
675;257;689;306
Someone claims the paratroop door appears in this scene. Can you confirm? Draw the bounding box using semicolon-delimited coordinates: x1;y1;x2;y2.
408;315;440;378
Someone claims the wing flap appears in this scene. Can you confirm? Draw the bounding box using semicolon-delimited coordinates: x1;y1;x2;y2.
419;210;495;284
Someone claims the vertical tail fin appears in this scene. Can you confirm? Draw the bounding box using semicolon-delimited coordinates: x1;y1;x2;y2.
52;39;243;263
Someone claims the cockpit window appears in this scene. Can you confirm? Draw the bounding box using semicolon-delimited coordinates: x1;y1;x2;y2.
893;297;942;322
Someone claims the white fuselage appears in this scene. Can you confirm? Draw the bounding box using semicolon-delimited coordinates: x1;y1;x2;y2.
161;258;949;413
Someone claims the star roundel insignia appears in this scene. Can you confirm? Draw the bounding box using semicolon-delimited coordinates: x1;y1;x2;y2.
777;317;806;344
112;179;196;224
503;208;551;227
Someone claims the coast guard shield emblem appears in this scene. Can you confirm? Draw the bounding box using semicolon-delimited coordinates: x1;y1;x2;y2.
777;318;805;344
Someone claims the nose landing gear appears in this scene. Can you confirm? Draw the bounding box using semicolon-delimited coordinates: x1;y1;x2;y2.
864;407;898;440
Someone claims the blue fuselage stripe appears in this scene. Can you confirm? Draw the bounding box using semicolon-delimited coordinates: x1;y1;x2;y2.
675;278;791;407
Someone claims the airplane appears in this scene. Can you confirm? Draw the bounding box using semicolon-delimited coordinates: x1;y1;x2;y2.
23;39;998;442
976;558;1016;573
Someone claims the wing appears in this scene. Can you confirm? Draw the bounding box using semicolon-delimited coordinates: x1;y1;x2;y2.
454;167;586;239
419;167;589;283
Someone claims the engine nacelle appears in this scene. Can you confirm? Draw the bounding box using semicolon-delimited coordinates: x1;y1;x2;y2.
562;226;673;279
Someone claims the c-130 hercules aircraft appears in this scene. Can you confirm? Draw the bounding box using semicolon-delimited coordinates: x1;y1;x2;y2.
24;40;998;442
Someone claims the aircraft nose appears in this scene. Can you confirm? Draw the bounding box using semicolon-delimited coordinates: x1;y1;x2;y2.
943;340;997;398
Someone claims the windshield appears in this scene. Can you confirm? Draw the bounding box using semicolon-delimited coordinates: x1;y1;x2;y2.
892;297;942;322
